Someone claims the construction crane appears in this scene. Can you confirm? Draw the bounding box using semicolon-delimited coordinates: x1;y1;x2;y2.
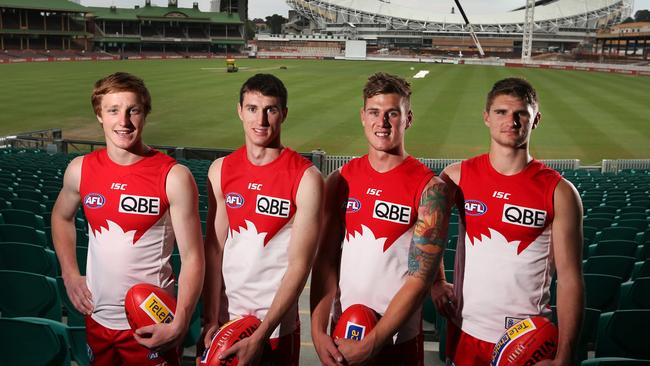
522;0;535;62
453;0;485;57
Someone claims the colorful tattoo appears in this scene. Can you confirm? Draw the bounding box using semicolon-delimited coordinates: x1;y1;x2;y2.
407;181;450;283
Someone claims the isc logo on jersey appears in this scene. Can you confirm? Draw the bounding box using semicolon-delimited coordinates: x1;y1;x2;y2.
256;194;290;218
119;194;160;215
225;192;245;209
84;193;105;209
346;198;361;213
465;200;487;216
372;200;411;225
139;293;174;324
502;204;547;228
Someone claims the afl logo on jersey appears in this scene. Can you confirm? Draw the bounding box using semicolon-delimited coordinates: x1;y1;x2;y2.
225;192;245;209
83;193;105;209
465;200;487;216
346;198;361;213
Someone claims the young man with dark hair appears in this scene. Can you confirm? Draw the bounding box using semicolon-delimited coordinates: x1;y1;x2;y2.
52;72;205;365
311;72;451;366
432;77;584;366
201;73;323;365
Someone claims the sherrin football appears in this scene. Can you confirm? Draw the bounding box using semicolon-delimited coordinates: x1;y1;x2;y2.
332;304;379;341
124;283;177;330
491;316;558;366
200;315;261;366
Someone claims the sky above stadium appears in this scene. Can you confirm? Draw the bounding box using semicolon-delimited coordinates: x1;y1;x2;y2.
81;0;650;19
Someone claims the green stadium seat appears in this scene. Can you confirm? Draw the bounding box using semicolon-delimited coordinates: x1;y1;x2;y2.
76;246;88;276
9;197;46;214
587;240;638;258
617;212;649;221
584;273;622;311
584;255;636;281
581;358;650;365
595;227;641;243
0;270;62;320
0;187;17;201
591;310;650;359
584;226;599;246
631;260;650;280
619;206;648;216
615;219;649;232
618;277;650;310
584;217;614;230
0;208;46;229
15;189;48;202
0;242;58;276
589;206;619;216
447;234;458;250
587;213;617;221
0;317;70;366
444;249;456;269
0;223;48;246
15;317;89;366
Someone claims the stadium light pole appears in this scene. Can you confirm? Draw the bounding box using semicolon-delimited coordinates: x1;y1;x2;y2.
522;0;535;62
453;0;485;57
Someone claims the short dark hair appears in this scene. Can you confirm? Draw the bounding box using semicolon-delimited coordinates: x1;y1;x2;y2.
486;77;538;112
91;72;151;116
363;72;412;109
239;73;288;109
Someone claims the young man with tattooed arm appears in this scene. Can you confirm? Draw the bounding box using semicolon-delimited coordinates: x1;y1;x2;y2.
310;72;451;366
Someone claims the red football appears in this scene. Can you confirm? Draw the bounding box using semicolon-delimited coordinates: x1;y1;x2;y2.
124;283;177;330
491;316;558;366
332;304;379;341
200;315;261;366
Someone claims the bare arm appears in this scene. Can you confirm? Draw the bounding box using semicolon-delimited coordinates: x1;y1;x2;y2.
546;178;584;366
220;166;324;364
201;159;229;346
337;176;451;364
135;164;205;350
310;170;346;366
51;156;93;315
430;163;462;318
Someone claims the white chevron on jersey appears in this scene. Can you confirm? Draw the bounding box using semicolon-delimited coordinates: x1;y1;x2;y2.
222;220;298;339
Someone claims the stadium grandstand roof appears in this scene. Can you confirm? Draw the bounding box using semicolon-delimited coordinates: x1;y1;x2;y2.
88;5;242;24
289;0;632;33
0;0;87;12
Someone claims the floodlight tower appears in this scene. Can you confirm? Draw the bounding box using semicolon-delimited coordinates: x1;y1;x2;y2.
522;0;535;62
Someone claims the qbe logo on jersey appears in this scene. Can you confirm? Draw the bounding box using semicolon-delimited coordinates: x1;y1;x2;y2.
502;204;547;228
119;194;160;215
372;199;411;225
139;293;174;324
256;194;290;218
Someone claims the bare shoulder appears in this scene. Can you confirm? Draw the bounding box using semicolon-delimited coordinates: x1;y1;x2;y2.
441;162;461;186
553;178;583;217
62;155;84;190
300;166;324;186
167;163;195;184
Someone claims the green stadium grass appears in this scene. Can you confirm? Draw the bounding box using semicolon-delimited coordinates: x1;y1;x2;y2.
0;58;648;164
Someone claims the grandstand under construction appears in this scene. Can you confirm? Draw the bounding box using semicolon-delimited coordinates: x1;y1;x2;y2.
286;0;634;56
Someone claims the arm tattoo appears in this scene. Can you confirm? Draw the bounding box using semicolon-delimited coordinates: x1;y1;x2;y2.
407;181;450;284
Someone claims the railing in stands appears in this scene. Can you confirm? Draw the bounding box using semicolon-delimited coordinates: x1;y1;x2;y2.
0;129;647;174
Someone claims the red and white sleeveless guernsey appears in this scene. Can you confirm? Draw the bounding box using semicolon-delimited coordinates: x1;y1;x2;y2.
455;154;562;343
220;146;312;338
79;149;177;330
337;155;433;344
